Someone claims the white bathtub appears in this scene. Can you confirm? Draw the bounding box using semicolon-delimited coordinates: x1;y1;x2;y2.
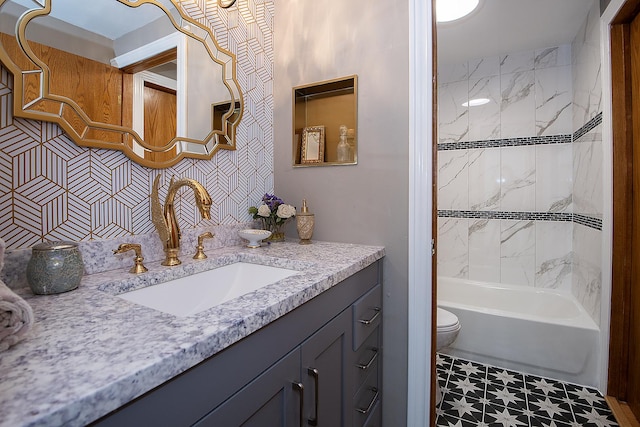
438;276;600;387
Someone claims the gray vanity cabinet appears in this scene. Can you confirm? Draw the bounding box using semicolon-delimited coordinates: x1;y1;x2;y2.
92;261;381;427
194;348;302;426
301;308;352;426
198;308;352;426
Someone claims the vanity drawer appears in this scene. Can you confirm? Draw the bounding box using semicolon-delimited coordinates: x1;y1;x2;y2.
362;400;381;427
352;326;379;396
353;369;380;427
352;284;382;351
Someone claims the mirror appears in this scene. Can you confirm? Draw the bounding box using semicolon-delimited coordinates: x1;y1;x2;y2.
0;0;243;168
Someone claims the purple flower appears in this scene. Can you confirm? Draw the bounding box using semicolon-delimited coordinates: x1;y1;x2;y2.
262;193;283;211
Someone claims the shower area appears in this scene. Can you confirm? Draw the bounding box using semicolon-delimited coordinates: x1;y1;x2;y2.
436;0;605;387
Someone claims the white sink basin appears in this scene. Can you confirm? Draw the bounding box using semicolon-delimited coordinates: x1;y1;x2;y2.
118;262;299;317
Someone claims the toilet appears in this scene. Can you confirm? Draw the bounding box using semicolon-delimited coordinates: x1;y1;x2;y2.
435;307;461;404
437;307;461;350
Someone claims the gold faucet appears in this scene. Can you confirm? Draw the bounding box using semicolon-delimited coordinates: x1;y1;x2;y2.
151;174;212;266
193;231;214;260
113;243;148;274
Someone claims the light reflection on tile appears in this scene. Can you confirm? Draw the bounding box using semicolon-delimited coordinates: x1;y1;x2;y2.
438;217;469;279
468;219;500;282
535;221;572;291
535;144;572;213
500;146;536;212
500;220;535;287
500;71;536;138
468;148;500;211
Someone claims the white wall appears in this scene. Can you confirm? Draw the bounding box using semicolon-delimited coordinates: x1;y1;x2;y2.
273;0;410;424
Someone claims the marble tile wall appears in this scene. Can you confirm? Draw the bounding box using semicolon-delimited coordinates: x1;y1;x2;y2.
438;44;572;143
571;0;602;325
437;45;575;292
437;0;604;326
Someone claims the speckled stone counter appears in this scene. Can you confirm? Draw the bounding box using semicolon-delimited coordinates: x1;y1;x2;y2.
0;240;384;427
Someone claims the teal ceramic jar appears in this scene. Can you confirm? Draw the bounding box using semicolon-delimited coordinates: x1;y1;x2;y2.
26;242;84;295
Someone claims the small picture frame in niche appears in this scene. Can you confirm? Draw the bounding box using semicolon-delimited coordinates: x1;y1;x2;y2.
301;126;325;164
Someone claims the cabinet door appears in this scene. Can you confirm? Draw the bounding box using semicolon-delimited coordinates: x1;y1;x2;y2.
196;348;302;427
301;309;352;427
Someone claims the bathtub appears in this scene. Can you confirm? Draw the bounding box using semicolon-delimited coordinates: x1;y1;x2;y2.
438;276;600;387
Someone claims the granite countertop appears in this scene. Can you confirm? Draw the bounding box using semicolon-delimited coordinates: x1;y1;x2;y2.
0;240;384;427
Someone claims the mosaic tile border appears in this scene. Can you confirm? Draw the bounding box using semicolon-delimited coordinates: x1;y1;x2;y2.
437;135;571;151
574;214;603;231
438;210;571;221
438;210;602;230
437;112;602;152
573;112;603;142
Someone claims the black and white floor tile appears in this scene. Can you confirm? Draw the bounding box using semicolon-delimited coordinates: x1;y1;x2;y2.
436;353;619;427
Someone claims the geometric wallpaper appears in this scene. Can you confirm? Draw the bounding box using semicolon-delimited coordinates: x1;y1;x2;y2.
0;0;274;250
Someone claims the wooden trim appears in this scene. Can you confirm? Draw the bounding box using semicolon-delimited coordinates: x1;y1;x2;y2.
120;48;177;75
609;21;634;400
606;396;640;426
610;1;640;421
144;81;177;96
430;0;438;424
612;0;640;24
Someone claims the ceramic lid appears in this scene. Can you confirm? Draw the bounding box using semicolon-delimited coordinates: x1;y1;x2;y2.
32;241;78;251
437;307;460;330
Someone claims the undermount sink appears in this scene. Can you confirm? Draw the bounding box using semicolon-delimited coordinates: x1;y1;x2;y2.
118;262;300;317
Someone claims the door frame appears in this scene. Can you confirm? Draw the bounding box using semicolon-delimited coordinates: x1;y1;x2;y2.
604;0;640;424
407;0;435;426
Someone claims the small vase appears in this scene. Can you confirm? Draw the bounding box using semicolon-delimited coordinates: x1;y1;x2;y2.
262;220;285;242
265;231;285;242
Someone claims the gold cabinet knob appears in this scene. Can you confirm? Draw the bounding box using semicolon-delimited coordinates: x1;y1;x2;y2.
113;243;148;274
194;232;214;260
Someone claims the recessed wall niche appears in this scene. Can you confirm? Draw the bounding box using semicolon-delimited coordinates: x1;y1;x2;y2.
292;75;357;166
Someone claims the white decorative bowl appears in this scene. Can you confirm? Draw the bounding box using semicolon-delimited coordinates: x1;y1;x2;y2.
238;229;272;248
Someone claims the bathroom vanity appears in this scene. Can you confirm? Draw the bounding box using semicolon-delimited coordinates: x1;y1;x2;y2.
95;260;381;427
0;241;384;427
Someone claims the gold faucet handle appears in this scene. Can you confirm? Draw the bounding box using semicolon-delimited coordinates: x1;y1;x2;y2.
193;232;214;260
113;243;149;274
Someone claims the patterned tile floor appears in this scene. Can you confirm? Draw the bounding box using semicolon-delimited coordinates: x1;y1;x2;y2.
436;353;619;427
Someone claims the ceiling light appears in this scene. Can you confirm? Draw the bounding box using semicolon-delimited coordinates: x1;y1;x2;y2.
462;98;490;107
436;0;480;23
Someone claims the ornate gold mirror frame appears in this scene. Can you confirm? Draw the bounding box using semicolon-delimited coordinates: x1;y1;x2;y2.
0;0;243;168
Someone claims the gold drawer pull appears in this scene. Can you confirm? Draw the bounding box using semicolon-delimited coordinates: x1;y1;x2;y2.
358;307;381;325
356;387;379;415
356;347;378;370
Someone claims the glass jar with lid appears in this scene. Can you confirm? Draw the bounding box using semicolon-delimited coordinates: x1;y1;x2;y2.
26;241;84;295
